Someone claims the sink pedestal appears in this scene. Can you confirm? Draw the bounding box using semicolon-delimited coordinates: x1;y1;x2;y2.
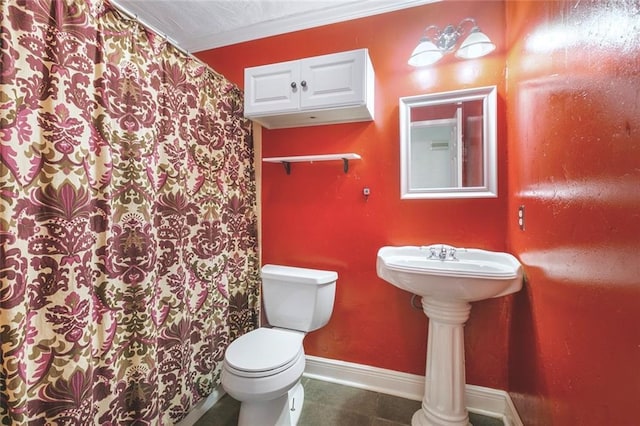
412;299;472;426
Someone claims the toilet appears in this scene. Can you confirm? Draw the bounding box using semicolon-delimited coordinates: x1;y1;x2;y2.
221;264;337;426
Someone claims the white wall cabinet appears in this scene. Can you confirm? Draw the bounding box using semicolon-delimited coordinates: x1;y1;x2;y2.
244;49;374;129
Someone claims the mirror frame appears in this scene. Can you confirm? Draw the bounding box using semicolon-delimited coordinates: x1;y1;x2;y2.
399;85;497;199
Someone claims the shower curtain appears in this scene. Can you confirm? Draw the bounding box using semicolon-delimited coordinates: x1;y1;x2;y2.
0;0;260;424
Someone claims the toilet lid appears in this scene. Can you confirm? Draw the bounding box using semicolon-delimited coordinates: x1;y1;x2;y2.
225;328;304;374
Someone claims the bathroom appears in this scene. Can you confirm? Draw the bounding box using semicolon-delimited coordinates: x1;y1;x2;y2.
1;0;638;425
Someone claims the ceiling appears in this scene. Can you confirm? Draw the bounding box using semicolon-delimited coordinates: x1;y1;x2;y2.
110;0;436;53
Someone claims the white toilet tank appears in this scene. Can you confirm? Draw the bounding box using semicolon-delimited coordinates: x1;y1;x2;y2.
261;264;337;332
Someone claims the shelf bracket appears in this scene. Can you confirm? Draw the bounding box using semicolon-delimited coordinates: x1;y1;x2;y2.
342;158;349;173
281;161;291;175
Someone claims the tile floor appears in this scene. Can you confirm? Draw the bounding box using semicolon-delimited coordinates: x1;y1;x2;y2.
194;377;504;426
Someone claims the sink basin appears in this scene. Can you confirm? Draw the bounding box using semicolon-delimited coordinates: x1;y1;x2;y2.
377;244;523;302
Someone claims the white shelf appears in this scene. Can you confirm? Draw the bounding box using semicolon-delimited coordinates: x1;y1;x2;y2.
263;153;361;174
263;153;361;163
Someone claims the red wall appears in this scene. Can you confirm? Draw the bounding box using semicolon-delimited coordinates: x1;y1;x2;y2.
198;0;640;424
505;1;640;424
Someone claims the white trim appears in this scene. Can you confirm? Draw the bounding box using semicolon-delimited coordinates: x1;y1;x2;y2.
304;355;523;426
188;0;439;51
177;386;226;426
304;355;423;401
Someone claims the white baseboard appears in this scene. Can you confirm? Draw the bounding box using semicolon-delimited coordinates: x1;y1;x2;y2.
304;355;522;426
177;386;225;426
304;354;424;401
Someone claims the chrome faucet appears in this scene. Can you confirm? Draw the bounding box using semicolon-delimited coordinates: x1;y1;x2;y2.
426;245;459;261
439;246;448;260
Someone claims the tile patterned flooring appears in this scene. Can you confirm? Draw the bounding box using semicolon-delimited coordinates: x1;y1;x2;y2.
194;377;504;426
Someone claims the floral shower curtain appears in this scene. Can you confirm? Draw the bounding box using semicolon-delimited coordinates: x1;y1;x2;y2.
0;0;260;424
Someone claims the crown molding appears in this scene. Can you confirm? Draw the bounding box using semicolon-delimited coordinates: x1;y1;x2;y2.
188;0;438;52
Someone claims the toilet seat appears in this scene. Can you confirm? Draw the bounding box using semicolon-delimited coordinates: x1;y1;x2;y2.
224;328;304;378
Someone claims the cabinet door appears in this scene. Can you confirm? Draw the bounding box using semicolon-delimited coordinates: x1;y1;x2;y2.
299;49;366;111
244;60;300;115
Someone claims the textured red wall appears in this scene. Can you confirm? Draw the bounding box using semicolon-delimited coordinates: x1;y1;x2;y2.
199;1;511;386
505;1;640;424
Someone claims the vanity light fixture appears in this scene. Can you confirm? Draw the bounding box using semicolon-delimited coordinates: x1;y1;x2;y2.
408;18;496;67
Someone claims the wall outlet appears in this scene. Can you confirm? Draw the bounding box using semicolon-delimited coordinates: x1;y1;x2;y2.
518;205;525;230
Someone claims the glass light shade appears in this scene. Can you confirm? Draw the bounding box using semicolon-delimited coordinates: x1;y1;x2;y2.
408;39;443;67
455;29;496;59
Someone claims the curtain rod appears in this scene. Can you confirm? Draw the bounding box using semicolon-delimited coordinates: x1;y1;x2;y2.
106;0;223;79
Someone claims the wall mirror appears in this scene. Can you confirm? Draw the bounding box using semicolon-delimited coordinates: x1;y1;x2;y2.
399;86;497;199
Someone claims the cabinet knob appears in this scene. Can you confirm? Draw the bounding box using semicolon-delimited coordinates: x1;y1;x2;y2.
290;82;297;89
300;80;307;87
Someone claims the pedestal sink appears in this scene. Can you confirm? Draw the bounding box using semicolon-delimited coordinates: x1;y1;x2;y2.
376;244;523;426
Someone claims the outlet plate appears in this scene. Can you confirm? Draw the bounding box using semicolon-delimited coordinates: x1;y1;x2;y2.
518;205;525;230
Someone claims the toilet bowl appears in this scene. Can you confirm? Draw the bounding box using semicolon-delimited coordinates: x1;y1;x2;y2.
222;328;306;425
221;264;337;426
